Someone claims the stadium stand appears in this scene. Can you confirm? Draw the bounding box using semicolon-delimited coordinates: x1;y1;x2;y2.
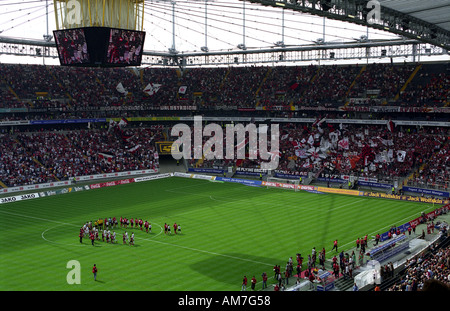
1;62;450;189
0;127;161;187
1;62;449;113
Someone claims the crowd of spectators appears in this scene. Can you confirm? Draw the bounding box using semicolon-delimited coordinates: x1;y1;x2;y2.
1;62;448;116
0;134;52;186
400;65;450;107
408;134;450;190
195;121;449;183
349;63;415;99
387;242;450;291
0;127;162;187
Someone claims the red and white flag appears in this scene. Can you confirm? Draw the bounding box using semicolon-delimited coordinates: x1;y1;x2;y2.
143;83;162;96
338;138;349;150
128;145;141;153
178;85;188;94
387;119;394;133
98;152;114;164
118;117;128;128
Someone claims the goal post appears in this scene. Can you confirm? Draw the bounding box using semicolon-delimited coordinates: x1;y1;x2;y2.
265;177;300;191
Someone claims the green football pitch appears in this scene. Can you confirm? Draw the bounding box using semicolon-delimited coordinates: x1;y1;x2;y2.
0;177;437;291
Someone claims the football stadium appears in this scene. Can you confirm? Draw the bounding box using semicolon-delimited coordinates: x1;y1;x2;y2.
0;0;449;297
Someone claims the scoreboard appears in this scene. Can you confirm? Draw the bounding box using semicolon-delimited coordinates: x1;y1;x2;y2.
53;27;145;67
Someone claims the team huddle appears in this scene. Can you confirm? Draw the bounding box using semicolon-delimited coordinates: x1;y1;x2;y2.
78;216;181;246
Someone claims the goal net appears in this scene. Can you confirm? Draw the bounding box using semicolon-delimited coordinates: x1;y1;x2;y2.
265;177;300;191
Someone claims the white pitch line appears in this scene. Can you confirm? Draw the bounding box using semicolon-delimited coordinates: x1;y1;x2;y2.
0;209;77;227
136;235;274;267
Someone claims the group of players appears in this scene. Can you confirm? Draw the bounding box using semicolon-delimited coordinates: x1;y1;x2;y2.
164;222;181;235
78;216;181;246
118;217;152;233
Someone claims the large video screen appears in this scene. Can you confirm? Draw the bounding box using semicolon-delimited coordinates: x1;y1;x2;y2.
53;27;145;67
105;28;145;66
54;28;90;65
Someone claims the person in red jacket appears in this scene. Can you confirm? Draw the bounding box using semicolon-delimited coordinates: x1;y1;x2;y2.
92;264;98;281
90;232;95;246
251;276;257;291
241;276;247;291
375;233;381;245
332;239;338;252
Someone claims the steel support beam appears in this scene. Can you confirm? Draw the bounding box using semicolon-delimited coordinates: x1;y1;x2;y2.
243;0;450;51
0;36;447;67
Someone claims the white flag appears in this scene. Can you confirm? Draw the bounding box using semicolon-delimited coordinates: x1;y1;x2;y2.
116;82;128;95
302;158;310;168
397;150;406;162
307;134;314;146
128;144;142;153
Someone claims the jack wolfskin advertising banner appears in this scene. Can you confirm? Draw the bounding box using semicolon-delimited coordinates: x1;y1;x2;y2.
363;192;449;204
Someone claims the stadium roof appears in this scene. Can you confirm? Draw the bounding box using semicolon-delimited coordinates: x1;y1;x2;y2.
248;0;450;50
0;0;449;65
379;0;450;33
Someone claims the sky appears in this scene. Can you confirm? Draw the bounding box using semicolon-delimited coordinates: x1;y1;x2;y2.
0;0;448;65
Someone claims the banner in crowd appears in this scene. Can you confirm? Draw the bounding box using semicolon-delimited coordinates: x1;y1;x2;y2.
357;181;393;190
215;177;261;187
7;116;449;128
402;186;450;198
316;177;346;183
274;172;308;179
134;173;173;183
159;105;197;110
156;141;179;155
173;172;217;181
188;168;225;174
30;118;107;125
